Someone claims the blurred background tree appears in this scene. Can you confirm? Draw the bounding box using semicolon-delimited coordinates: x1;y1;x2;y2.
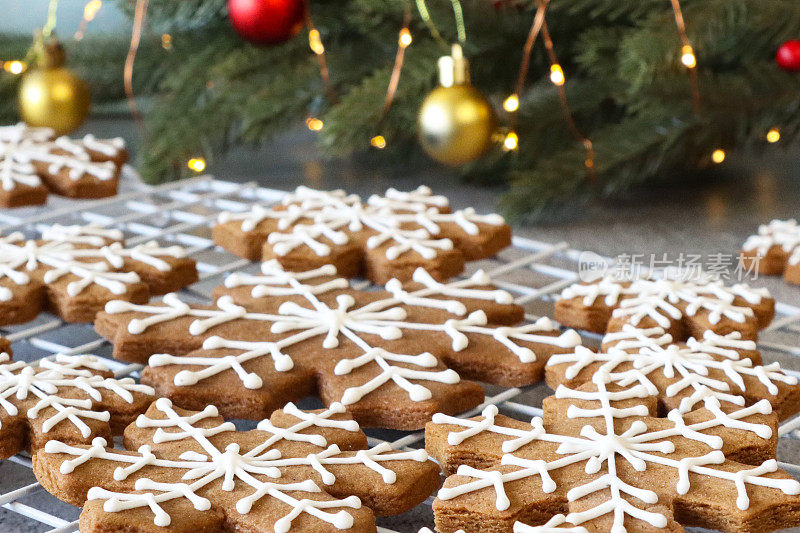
2;0;800;220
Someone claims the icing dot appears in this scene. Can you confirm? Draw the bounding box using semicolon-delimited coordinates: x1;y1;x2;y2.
195;498;211;511
236;499;252;514
203;336;225;349
334;360;353;375
174;370;198;386
155;398;173;410
332;510;355;529
274;355;294;372
243;373;263;389
408;384;432;402
340;388;361;406
148;353;175;366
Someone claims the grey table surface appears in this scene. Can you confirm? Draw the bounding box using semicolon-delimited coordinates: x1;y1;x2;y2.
1;118;799;532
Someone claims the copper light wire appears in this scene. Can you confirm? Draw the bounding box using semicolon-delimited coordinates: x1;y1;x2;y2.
669;0;701;113
305;1;338;105
540;18;595;177
124;0;148;131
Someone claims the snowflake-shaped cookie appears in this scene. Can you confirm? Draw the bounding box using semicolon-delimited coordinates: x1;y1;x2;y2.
213;185;512;283
555;273;774;341
0;223;198;325
420;520;584;533
740;219;800;286
0;123;128;207
0;341;153;458
547;324;800;420
426;369;800;532
94;260;582;430
36;397;440;531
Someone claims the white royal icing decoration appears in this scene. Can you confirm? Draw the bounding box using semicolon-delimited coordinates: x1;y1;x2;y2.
217;185;505;260
0;352;153;437
0;223;187;298
432;370;800;531
44;398;428;530
419;518;590;533
104;264;581;405
743;219;800;256
790;246;800;267
548;324;797;415
0;123;53;191
0;123;125;193
560;274;769;326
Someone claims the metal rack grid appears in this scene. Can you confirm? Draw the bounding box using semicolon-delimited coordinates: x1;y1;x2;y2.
1;174;800;533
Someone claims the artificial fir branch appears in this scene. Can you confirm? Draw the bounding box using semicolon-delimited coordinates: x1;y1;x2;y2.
1;0;799;219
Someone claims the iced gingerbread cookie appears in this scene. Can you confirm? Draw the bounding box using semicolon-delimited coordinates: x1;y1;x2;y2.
420;519;580;532
555;272;775;341
35;397;440;532
425;369;800;533
546;324;800;421
0;344;153;458
0;223;198;324
94;261;582;430
213;185;512;283
740;219;800;286
0;123;128;207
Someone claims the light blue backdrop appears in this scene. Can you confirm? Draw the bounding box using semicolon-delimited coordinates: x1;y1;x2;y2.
1;0;127;36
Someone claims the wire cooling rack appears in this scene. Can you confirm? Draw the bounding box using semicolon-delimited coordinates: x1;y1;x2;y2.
2;174;800;533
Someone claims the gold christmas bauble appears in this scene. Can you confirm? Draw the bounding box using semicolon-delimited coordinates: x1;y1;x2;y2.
18;35;90;135
417;44;497;166
418;84;496;165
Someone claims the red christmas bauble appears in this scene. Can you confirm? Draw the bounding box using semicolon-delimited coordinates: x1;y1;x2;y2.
227;0;306;45
776;39;800;71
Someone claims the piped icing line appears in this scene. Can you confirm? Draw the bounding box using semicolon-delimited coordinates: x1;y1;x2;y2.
384;268;514;316
0;223;189;298
40;223;124;246
252;402;360;452
742;219;800;255
0;124;125;193
432;370;800;532
109;262;581;406
0;123;52;191
791;246;800;266
0;352;153;437
0;123;55;143
44;397;429;530
223;260;348;298
367;185;449;212
548;325;796;413
217;185;505;260
54;134;125;158
560;274;769;327
0;156;40;191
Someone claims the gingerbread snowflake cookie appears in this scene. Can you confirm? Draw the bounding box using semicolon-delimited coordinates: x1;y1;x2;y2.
213;185;512;283
94;261;582;430
0;342;153;458
0;123;128;207
555;272;775;341
740;219;800;286
35;397;440;532
0;223;198;325
547;324;800;421
425;370;800;533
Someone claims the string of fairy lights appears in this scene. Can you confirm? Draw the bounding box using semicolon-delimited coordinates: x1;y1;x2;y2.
272;0;784;172
0;0;788;174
